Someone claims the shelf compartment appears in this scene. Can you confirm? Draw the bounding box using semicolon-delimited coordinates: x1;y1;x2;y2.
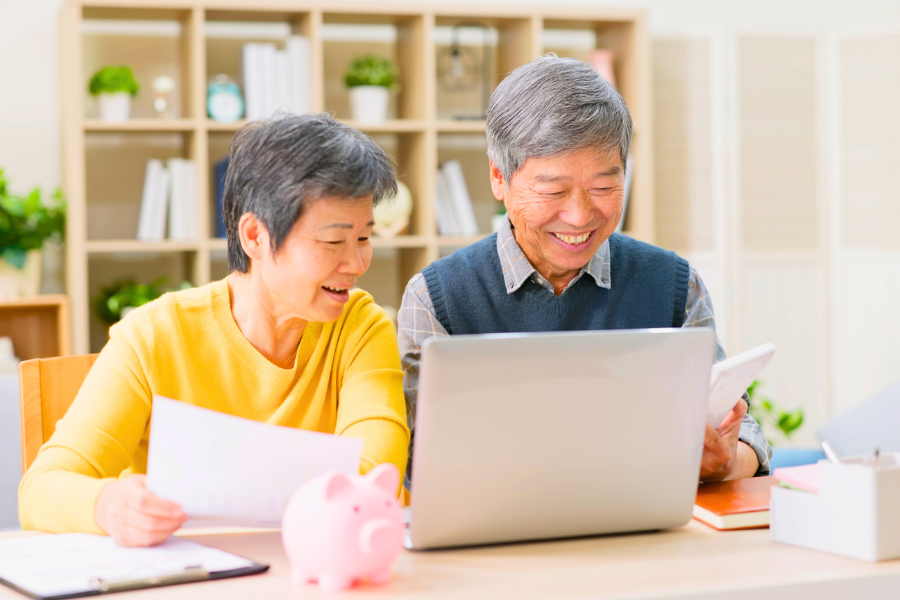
434;17;537;121
322;13;427;121
437;132;498;236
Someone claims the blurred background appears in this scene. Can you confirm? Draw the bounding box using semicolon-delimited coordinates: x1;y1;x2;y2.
1;0;899;529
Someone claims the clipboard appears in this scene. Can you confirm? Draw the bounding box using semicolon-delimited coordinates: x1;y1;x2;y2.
0;534;268;599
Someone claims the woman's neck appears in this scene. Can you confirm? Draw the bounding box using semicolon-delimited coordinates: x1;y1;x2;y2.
227;272;307;369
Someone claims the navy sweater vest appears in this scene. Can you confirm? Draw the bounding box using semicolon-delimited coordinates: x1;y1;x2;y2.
422;233;691;335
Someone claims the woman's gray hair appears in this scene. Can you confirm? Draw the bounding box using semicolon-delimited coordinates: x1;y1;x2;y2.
223;113;397;273
486;54;633;184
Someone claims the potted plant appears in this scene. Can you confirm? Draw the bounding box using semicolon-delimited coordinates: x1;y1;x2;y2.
93;277;192;324
89;65;140;122
344;54;398;124
0;169;65;299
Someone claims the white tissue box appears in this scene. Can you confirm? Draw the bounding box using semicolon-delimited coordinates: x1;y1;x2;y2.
770;456;900;561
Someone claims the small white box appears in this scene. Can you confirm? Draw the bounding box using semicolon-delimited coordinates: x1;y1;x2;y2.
770;455;900;561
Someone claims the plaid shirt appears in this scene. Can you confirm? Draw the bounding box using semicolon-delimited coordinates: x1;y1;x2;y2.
398;215;772;475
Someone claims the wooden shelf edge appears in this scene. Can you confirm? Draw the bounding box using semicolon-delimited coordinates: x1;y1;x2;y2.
435;120;486;133
0;295;68;308
86;240;203;253
84;118;198;132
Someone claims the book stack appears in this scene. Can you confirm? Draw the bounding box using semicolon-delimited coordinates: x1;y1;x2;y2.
136;159;198;242
435;160;479;237
692;476;778;530
242;36;312;121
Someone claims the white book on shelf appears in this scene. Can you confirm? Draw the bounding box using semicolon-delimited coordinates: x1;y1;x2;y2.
166;158;185;240
184;159;198;240
274;49;290;115
440;160;479;237
137;159;162;241
616;153;634;234
242;43;263;121
148;166;169;242
435;169;460;236
286;35;311;114
260;43;279;118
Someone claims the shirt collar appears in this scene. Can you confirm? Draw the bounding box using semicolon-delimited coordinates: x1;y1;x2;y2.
495;214;611;295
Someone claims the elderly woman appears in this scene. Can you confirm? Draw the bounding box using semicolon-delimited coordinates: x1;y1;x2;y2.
19;114;409;546
399;55;771;482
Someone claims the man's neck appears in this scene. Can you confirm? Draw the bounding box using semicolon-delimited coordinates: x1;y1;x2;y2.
510;226;580;296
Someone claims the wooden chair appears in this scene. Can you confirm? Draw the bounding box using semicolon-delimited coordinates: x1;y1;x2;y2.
19;354;98;474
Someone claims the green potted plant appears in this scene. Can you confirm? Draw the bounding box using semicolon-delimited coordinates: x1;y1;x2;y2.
0;169;65;299
93;277;192;324
344;54;398;124
88;65;139;122
747;379;804;446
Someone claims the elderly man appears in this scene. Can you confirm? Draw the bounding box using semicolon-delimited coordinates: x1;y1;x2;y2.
399;55;771;482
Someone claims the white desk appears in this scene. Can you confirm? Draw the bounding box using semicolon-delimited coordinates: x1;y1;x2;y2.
2;522;899;599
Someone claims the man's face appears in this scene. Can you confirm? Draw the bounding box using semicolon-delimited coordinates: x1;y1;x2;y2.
490;148;625;288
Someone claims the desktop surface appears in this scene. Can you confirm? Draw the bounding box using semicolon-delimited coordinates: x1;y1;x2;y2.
3;522;900;599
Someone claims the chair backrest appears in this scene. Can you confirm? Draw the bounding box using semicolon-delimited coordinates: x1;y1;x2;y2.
19;354;98;474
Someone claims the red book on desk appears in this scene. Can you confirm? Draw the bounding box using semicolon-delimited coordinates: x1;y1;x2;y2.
693;476;778;531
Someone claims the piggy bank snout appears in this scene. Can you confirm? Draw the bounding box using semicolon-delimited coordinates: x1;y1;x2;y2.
359;518;401;555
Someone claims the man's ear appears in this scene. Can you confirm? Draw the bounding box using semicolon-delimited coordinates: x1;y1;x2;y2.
489;160;507;202
237;212;268;263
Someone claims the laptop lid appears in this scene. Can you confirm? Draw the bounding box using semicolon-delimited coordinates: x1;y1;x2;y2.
408;328;716;550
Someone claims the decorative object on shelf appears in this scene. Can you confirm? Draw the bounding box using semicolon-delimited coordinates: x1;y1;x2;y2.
93;277;192;325
437;22;492;120
747;379;805;446
282;463;404;591
207;74;244;124
88;65;139;122
0;169;65;299
588;49;616;87
372;181;412;238
152;75;177;118
344;54;398;125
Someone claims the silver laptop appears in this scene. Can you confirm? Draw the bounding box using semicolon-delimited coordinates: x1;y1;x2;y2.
406;328;716;550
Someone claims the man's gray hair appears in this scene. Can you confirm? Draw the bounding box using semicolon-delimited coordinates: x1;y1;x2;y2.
486;54;633;184
223;113;397;273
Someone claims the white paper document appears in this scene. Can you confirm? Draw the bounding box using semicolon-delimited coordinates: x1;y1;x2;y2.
147;396;363;525
707;343;776;429
0;534;257;599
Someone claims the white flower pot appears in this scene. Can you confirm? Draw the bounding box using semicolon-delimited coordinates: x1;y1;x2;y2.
98;92;132;122
349;86;390;124
0;250;42;299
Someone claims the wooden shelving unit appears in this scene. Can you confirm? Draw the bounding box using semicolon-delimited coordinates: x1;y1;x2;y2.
60;0;654;353
0;296;70;360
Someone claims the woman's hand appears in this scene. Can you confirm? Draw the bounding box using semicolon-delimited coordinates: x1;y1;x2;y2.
94;474;188;546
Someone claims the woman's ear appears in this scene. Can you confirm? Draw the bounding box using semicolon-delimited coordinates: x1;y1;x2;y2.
237;213;268;263
489;160;506;202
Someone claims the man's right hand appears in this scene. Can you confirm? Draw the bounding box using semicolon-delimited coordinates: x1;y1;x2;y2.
94;474;187;547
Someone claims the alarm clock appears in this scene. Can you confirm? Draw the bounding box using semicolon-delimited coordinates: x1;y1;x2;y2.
207;75;244;124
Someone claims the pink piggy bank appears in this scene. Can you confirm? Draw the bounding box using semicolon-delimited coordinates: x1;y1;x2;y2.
281;463;404;591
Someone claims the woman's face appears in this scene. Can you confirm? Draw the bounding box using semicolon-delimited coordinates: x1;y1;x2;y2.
256;196;375;323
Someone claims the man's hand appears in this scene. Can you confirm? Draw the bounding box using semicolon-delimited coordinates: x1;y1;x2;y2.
94;474;187;547
699;400;759;481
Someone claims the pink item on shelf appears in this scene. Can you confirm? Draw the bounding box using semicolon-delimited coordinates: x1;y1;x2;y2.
773;463;821;494
281;463;404;591
588;49;616;87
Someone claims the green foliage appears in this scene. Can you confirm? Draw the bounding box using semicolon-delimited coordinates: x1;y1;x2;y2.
344;54;398;89
0;170;66;269
747;379;805;445
88;65;139;96
93;278;193;324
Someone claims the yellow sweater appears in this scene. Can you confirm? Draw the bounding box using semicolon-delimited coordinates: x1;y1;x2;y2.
19;279;409;534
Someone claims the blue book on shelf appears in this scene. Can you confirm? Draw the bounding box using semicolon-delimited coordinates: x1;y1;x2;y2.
214;157;229;238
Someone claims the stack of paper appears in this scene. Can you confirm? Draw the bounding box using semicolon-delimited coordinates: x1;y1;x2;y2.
242;36;312;121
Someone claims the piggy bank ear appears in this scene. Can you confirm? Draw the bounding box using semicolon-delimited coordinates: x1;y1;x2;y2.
324;472;354;500
367;463;399;494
